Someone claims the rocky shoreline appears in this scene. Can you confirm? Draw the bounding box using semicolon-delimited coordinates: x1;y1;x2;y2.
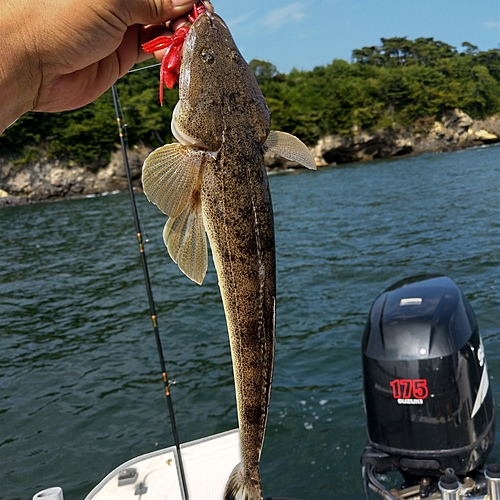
1;109;499;208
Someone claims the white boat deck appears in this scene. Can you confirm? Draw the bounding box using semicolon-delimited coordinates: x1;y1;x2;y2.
85;429;240;500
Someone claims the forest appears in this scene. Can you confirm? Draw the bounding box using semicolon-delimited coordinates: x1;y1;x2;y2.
2;37;500;166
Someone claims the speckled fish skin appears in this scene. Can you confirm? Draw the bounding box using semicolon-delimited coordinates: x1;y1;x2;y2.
142;11;316;500
184;14;274;500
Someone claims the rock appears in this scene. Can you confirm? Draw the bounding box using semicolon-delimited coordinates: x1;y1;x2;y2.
0;195;29;207
314;110;500;165
471;115;500;136
318;128;414;165
430;121;446;136
0;145;151;205
472;129;498;142
442;108;473;130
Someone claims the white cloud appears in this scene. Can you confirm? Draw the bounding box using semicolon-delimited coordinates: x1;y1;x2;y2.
263;2;307;30
485;21;500;29
227;13;252;28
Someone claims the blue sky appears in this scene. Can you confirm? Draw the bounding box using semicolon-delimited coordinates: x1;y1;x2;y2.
210;0;500;73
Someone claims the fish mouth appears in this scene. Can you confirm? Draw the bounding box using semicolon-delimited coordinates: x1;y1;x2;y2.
191;11;229;33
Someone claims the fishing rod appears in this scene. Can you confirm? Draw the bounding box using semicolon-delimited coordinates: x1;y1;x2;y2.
111;83;189;500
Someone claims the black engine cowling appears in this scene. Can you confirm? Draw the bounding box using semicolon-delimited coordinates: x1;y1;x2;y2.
361;275;495;477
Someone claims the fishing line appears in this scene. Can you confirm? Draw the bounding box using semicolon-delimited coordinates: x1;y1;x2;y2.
127;63;161;74
111;84;189;500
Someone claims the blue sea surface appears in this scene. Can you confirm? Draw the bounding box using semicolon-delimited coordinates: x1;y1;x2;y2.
0;145;499;499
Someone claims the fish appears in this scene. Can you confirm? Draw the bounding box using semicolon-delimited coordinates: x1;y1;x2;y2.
141;10;316;500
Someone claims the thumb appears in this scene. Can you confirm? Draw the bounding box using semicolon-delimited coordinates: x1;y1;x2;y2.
121;0;197;26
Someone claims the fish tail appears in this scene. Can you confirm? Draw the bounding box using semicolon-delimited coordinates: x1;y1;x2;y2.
224;463;263;500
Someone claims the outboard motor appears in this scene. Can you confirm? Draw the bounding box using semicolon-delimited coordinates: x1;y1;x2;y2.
361;275;495;498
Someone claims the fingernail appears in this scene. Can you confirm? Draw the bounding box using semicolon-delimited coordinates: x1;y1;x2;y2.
202;1;214;13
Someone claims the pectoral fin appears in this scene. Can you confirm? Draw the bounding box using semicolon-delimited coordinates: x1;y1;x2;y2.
163;197;207;285
142;143;205;218
142;142;208;284
265;130;317;170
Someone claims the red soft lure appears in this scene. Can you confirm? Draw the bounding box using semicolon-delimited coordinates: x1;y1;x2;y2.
142;2;207;104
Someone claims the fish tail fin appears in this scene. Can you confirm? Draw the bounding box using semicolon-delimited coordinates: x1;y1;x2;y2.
224;463;263;500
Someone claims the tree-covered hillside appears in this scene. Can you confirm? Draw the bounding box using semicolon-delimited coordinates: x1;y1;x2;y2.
254;38;500;145
2;37;500;165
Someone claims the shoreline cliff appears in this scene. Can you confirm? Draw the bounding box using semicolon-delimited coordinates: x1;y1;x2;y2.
1;109;499;208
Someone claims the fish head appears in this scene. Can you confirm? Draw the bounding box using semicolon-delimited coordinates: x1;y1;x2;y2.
172;12;270;151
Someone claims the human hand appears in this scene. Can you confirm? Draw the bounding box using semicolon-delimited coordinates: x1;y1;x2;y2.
0;0;196;133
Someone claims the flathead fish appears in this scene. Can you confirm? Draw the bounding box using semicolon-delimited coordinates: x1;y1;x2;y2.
142;11;316;500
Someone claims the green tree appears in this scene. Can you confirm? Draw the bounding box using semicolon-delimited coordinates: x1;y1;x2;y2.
249;59;280;84
2;37;500;168
462;41;479;55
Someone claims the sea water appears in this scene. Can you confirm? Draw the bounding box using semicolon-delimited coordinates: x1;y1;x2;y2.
1;145;499;500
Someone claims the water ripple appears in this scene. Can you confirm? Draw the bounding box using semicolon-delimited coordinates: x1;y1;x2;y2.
0;146;499;500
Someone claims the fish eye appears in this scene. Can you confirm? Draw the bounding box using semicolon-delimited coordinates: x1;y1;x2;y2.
201;48;215;64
